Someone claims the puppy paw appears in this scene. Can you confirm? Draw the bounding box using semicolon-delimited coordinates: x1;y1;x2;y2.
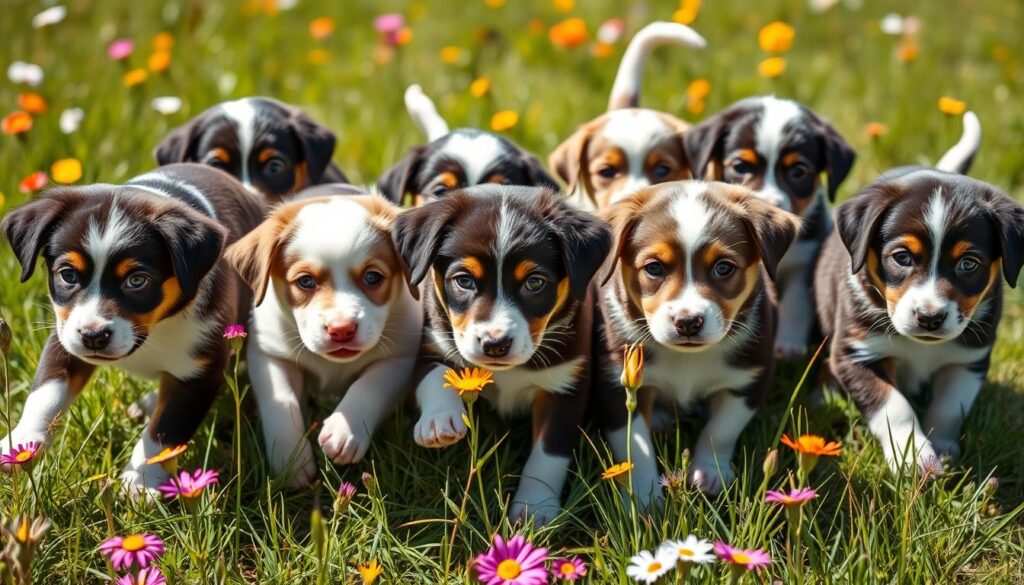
126;391;159;421
930;437;961;461
318;413;371;465
414;409;467;448
886;441;944;479
687;460;734;496
118;466;166;503
774;339;807;360
0;430;47;472
509;499;561;527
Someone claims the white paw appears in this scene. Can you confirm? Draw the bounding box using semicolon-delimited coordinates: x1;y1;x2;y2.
885;440;944;478
687;460;735;496
774;338;807;360
509;498;561;527
318;413;371;465
119;466;167;503
0;430;47;472
414;409;467;448
930;436;961;461
126;391;159;421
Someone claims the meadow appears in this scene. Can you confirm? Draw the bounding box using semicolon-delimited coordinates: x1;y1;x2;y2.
2;0;1024;583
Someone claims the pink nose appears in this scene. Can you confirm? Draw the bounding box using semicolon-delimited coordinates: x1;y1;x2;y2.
326;320;358;343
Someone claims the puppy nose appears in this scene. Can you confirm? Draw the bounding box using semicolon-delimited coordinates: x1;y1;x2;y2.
80;327;112;350
326;319;358;343
915;309;947;332
482;335;512;358
674;314;704;336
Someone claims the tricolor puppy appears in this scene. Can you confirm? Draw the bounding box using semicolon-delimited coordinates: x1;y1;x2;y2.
377;85;557;205
596;181;800;500
154;97;348;202
0;164;263;493
225;188;421;485
815;168;1022;475
549;22;706;211
393;185;611;524
683;96;856;358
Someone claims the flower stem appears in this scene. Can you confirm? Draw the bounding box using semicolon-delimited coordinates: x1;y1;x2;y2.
624;386;639;542
229;349;244;567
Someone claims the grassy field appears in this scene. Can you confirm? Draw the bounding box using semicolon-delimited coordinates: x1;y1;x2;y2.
2;0;1024;583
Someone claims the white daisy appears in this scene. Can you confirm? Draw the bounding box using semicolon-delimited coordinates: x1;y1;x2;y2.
59;108;83;134
32;6;67;29
151;96;183;115
626;549;675;583
7;61;44;86
658;535;715;565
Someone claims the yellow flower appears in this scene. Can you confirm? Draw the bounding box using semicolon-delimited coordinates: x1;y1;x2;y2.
0;192;5;209
491;110;519;131
122;68;149;87
602;461;634;480
620;343;645;390
686;78;711;113
553;0;575;12
146;444;188;465
673;0;702;25
758;57;786;78
485;0;506;7
358;559;383;584
51;158;82;184
443;367;495;395
593;41;614;59
758;21;795;53
148;50;171;73
439;45;463;64
549;17;588;48
470;77;491;98
152;32;175;51
938;96;967;116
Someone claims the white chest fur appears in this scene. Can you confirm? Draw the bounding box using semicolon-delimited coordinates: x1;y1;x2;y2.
116;310;220;381
850;335;990;394
639;342;759;406
485;358;585;416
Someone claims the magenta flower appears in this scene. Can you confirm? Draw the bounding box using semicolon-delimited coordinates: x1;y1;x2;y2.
373;13;407;46
223;324;247;339
107;38;135;61
474;534;549;585
158;468;219;499
338;481;357;500
550;556;586;581
100;533;165;570
0;441;41;468
765;487;817;507
713;541;771;572
115;567;167;585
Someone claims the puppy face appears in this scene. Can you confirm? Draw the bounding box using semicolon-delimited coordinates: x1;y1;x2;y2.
2;188;225;363
154;97;337;200
377;129;557;204
551;109;692;210
603;182;799;351
837;171;1024;343
393;185;611;369
684;97;855;215
226;195;413;362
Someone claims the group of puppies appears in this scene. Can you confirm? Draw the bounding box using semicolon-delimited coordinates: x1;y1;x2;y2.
2;22;1021;525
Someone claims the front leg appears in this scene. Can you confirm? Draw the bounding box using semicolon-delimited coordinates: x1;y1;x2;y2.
923;359;988;461
413;364;467;448
688;390;756;495
2;334;93;468
774;240;819;359
319;356;415;464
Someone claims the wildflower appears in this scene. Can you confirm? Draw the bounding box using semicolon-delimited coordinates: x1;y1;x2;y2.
0;319;12;357
686;78;712;106
658;535;715;565
224;324;247;339
59;108;84;134
549;17;588;49
782;433;840;479
147;51;171;73
553;0;574;13
470;77;492;98
108;38;136;61
626;549;674;583
158;468;219;499
116;567;167;585
6;515;51;546
440;46;463;64
761;448;779;480
485;0;506;7
123;68;149;87
658;468;685;490
334;481;357;514
758;57;786;78
758;21;795;53
32;6;67;29
0;193;5;209
151;96;183;115
766;486;817;507
17;92;47;114
474;534;549;585
2;515;51;579
146;444;187;474
897;39;918;63
374;13;411;46
673;0;702;25
714;541;771;573
620;342;644;390
938;97;967;116
361;471;377;495
984;476;1000;497
597;18;625;44
152;32;175;51
358;559;383;584
601;461;633;482
444;367;494;397
865;122;889;138
51;158;83;184
7;61;44;86
309;17;335;40
2;111;32;135
100;533;165;570
880;13;905;35
18;171;48;194
551;556;586;580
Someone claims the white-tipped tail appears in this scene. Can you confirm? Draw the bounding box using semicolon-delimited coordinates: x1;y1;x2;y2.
936;111;981;174
607;21;706;111
404;84;450;142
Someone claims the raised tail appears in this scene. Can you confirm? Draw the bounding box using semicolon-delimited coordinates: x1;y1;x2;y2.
607;21;706;111
936;111;981;174
404;84;450;142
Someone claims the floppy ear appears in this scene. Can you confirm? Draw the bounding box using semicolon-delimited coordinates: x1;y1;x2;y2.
597;197;640;287
153;119;200;165
834;183;895;274
377;146;427;204
1;189;85;282
549;125;593;192
519;151;560;191
223;203;297;306
985;188;1024;287
289;109;337;184
724;187;801;281
153;206;227;303
545;193;612;300
682;112;733;180
813;115;856;201
392;196;464;286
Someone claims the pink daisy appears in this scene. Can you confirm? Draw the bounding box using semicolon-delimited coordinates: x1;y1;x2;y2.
550;556;586;581
100;533;165;570
158;468;219;499
107;38;135;61
223;324;247;339
474;534;549;585
765;487;817;507
115;567;167;585
0;441;41;467
713;541;771;572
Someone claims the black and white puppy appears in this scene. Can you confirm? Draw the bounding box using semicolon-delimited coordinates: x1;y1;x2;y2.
377;85;557;205
683;97;856;359
816;163;1022;475
1;164;264;494
393;185;611;524
154;97;347;202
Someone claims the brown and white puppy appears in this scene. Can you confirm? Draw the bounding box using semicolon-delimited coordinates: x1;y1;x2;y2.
393;185;611;524
0;164;263;494
225;189;421;486
683;96;856;359
549;22;706;211
154;97;347;202
815;167;1022;475
377;85;558;205
596;181;800;501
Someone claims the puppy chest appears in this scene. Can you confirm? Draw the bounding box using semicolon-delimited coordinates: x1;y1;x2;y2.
486;358;584;416
644;345;758;405
851;335;990;393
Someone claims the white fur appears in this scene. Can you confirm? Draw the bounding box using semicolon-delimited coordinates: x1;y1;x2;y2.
936;111;981;173
0;379;70;467
510;443;570;525
404;84;450;142
754;97;803;213
220;98;257;192
119;430;169;499
489;357;584;415
688;391;753;494
600;110;674;203
414;364;468;448
774;238;821;358
866;388;941;474
608;21;706;111
924;364;985;459
849;332;989;396
438;133;504;186
127;171;218;218
607;416;663;506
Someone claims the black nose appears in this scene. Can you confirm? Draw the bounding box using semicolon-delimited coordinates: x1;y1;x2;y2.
915;309;947;332
80;327;112;350
482;336;512;358
674;314;704;337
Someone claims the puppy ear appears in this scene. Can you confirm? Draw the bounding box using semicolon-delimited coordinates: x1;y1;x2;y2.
519;151;560;192
549;125;593;192
682;113;733;180
985;188;1024;287
1;189;85;282
725;187;802;281
153;206;227;303
224;203;297;305
289;109;337;185
378;146;427;204
392;196;463;286
153;120;200;165
544;192;612;300
597;197;640;287
352;195;421;300
813;115;856;201
835;182;895;274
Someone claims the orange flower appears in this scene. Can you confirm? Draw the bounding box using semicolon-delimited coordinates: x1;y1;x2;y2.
439;46;463;64
592;41;614;59
146;444;188;465
152;32;175;51
781;434;842;456
470;77;491;98
122;68;149;87
865;122;888;138
443;367;494;396
758;21;795;53
2;111;33;135
673;0;702;25
938;96;967;116
898;39;919;63
484;0;506;7
148;50;171;73
687;78;711;101
17;92;47;114
758;57;786;78
601;461;634;480
309;17;335;40
51;158;82;184
550;17;588;49
18;171;48;194
490;110;519;131
553;0;574;12
395;27;413;46
620;343;644;390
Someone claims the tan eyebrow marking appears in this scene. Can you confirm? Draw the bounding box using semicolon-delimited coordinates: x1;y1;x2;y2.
461;256;484;279
951;240;973;258
782;153;802;166
258;148;281;163
737;149;759;164
899;235;924;255
514;260;537;281
211;147;230;163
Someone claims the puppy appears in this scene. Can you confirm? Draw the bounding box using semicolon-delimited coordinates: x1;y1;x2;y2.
597;181;800;501
154;97;348;202
683;96;856;359
393;185;611;524
816;167;1022;475
377;85;557;205
224;189;421;485
549;22;706;211
0;164;263;493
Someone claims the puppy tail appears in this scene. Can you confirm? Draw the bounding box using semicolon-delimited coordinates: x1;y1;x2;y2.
607;21;706;111
405;84;450;142
936;111;981;175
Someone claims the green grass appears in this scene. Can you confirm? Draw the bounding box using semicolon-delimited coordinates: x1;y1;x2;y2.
2;0;1024;583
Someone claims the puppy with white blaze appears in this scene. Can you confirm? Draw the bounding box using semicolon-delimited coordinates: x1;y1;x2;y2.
596;181;800;502
225;187;421;485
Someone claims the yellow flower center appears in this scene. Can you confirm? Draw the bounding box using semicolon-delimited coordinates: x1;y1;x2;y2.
678;547;694;557
497;559;522;579
731;552;751;565
16;519;29;543
15;450;32;462
559;562;576;575
647;562;663;573
122;534;146;552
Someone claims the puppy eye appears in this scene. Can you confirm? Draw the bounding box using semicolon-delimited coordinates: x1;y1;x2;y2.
430;184;450;198
454;274;476;291
264;157;287;176
364;270;384;286
523;275;546;294
957;257;980;273
597;166;617;179
713;260;736;277
892;250;914;267
58;268;79;285
206;158;227;170
652;162;672;179
643;261;665;278
788;163;812;181
731;160;755;175
123;272;151;290
296;275;317;290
